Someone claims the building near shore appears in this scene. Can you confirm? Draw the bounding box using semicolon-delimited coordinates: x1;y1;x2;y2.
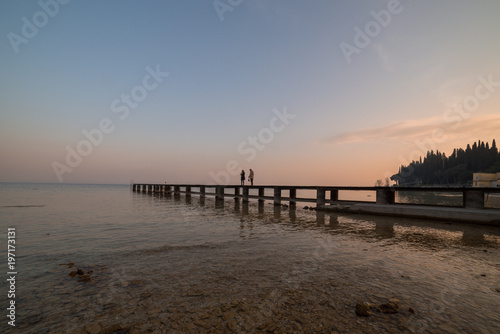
473;173;500;187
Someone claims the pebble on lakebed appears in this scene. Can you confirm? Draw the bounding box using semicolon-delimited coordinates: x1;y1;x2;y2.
356;299;405;317
62;262;93;282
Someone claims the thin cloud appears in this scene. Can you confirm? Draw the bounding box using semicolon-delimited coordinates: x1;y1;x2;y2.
321;114;500;145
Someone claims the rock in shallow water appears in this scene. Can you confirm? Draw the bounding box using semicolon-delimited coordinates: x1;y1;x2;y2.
83;323;101;334
378;302;399;314
355;302;372;317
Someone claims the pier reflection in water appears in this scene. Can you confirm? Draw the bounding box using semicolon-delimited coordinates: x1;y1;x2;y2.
167;190;500;251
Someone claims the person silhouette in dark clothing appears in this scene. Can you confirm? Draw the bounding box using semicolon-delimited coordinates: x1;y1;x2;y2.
240;170;245;186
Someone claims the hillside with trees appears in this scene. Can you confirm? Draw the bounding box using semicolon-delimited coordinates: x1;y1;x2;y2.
391;139;500;186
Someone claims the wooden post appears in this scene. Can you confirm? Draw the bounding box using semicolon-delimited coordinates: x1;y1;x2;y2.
199;186;206;198
174;186;180;195
289;188;296;207
317;188;326;208
186;186;191;197
274;187;282;206
234;187;240;198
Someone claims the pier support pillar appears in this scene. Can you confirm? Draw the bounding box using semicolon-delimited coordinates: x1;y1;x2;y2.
376;188;395;204
216;186;224;200
258;188;265;203
464;190;484;209
199;186;206;198
243;187;249;202
174;186;180;196
317;188;326;209
186;186;191;197
234;187;240;199
289;188;296;207
274;188;282;206
330;189;339;202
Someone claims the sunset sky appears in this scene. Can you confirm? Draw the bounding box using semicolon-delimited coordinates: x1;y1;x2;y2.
1;0;500;186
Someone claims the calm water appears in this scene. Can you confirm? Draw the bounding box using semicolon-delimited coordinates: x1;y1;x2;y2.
0;183;499;333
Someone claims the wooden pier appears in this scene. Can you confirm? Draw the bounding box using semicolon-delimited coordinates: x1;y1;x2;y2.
131;184;500;226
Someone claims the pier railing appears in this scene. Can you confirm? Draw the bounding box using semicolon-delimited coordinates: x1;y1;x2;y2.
131;184;500;210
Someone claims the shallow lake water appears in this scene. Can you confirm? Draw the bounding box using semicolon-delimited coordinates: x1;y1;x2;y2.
0;183;499;333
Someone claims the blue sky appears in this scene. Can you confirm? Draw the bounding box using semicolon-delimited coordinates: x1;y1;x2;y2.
1;0;500;185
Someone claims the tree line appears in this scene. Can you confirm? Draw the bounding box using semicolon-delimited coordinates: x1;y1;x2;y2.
391;139;500;186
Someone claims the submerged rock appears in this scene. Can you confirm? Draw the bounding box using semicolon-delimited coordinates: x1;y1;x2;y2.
378;302;399;314
355;302;372;317
83;323;101;334
78;274;92;282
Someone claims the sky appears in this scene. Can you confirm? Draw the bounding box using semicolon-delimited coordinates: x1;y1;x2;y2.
1;0;499;186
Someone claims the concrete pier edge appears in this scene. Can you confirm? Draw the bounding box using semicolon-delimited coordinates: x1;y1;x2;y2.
323;203;500;227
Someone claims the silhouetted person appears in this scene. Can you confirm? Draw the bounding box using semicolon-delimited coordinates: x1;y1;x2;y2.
249;169;254;186
240;170;245;186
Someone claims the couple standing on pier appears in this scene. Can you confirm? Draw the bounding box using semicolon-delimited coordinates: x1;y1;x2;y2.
241;169;254;186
